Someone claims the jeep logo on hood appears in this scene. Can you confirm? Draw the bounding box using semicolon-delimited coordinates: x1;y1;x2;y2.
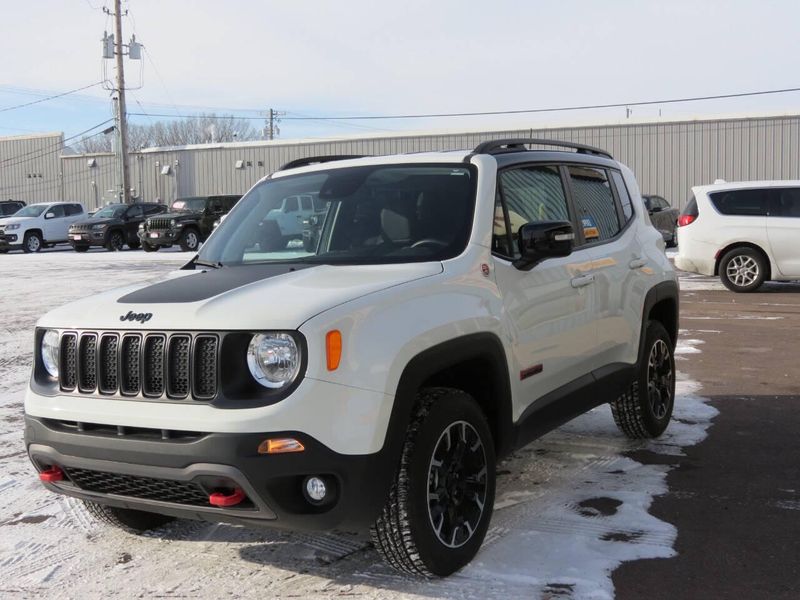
120;311;153;324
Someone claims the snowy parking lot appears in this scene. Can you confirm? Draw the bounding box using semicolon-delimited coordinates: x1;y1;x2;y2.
0;248;718;599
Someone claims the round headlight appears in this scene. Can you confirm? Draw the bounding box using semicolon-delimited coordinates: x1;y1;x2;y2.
41;330;60;378
247;333;300;389
170;219;177;227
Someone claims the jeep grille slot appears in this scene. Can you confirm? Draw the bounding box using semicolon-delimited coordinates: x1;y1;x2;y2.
143;334;166;397
78;334;98;393
98;334;119;394
167;335;191;398
193;335;218;399
59;333;78;391
120;334;142;395
56;330;219;401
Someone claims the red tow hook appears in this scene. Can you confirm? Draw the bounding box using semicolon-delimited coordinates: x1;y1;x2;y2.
39;466;64;483
209;488;245;507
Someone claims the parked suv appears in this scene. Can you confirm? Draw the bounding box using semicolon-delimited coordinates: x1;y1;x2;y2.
676;180;800;292
0;202;85;253
642;194;679;247
24;140;678;576
138;195;240;252
69;202;166;252
0;199;25;218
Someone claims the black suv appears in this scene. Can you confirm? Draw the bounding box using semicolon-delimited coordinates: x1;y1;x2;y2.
69;203;167;252
139;195;241;252
0;199;25;217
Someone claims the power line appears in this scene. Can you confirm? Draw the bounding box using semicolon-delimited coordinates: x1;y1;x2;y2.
130;84;800;122
0;82;104;114
0;119;114;169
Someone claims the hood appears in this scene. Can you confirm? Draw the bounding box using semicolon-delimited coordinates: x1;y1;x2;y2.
0;216;34;226
72;217;118;227
37;262;443;330
149;211;199;221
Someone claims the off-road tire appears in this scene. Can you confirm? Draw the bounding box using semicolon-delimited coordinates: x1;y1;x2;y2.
105;230;125;251
142;241;159;252
82;500;176;534
719;247;767;293
22;231;43;253
611;320;675;439
371;387;495;577
178;228;200;252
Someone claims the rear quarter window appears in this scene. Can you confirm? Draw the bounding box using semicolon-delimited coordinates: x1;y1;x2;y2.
709;189;769;216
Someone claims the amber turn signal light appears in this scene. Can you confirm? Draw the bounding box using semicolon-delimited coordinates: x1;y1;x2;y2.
258;438;305;455
326;330;342;371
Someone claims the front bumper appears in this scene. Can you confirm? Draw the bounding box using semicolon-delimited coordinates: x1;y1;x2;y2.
0;233;19;249
139;229;180;246
25;414;392;532
69;231;107;247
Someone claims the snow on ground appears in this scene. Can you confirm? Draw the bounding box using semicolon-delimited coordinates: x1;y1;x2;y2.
0;248;717;599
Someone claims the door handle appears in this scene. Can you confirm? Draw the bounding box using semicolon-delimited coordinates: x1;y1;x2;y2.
570;274;595;288
629;258;647;270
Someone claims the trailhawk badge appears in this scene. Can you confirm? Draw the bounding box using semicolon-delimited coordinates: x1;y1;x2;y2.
119;311;153;324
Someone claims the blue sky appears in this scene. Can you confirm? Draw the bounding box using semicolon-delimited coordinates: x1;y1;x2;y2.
1;0;799;144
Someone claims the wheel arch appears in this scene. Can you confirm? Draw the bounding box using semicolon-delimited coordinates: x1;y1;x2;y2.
390;333;514;460
642;280;679;350
714;241;773;280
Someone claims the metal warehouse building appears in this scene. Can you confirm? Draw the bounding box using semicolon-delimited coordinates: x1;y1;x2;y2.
2;112;800;211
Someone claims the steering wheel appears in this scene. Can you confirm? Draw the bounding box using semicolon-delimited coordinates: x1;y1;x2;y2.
410;238;448;249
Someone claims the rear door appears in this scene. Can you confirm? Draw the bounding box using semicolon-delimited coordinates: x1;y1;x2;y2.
492;164;599;420
124;204;145;242
566;166;642;368
767;187;800;277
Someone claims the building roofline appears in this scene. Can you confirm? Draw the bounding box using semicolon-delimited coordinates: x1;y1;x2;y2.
0;131;64;143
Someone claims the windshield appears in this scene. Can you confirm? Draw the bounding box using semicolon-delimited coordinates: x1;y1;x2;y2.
171;198;207;212
198;164;476;266
93;205;127;219
13;205;48;218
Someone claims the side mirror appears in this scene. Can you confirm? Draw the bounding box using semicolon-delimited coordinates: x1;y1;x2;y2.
514;221;575;271
44;212;55;219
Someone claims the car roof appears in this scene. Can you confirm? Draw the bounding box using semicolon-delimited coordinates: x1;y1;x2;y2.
693;180;800;194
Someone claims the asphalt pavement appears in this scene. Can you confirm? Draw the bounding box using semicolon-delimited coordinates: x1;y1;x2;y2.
614;282;800;599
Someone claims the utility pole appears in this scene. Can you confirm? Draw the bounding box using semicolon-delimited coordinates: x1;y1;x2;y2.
265;108;286;140
102;0;134;203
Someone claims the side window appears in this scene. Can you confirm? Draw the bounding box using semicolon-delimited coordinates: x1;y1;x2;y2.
224;197;238;210
495;165;570;259
284;196;299;213
48;205;66;218
207;198;222;213
611;171;634;221
708;190;769;216
771;188;800;217
146;204;165;215
300;196;313;211
567;166;620;243
126;205;144;218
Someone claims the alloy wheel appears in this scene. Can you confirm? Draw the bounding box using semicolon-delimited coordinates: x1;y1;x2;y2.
647;339;673;419
186;231;198;249
26;235;41;252
427;420;488;549
726;255;759;288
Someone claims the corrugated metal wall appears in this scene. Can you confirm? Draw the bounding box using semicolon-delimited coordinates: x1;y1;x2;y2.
4;115;800;211
0;133;64;203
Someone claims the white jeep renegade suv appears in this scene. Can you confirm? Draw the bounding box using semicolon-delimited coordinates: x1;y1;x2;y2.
24;139;678;576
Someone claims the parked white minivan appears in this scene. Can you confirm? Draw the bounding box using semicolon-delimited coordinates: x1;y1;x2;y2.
676;180;800;292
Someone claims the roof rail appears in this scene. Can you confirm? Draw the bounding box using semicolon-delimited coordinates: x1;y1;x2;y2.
472;138;613;160
279;155;367;171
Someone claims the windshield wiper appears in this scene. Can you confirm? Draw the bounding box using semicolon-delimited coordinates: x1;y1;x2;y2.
193;258;223;269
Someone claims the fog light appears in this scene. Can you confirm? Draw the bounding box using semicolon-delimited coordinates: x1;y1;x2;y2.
304;476;327;503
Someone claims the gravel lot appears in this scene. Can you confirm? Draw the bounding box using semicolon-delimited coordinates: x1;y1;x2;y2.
2;246;790;598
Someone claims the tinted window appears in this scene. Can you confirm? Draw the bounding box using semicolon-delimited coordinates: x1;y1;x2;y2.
146;204;166;215
284;197;299;213
497;165;570;258
300;196;313;211
67;204;83;216
655;197;670;210
612;172;634;221
48;205;66;218
223;197;238;210
709;189;769;216
770;188;800;217
126;205;144;218
567;166;620;243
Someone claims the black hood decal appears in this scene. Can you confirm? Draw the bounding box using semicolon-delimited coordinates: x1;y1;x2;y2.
117;263;316;304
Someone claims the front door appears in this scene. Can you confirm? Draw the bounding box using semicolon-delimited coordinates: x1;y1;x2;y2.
491;164;599;422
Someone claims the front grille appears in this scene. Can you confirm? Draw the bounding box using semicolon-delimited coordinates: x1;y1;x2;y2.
63;467;210;506
58;331;219;401
70;224;93;233
147;217;171;231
